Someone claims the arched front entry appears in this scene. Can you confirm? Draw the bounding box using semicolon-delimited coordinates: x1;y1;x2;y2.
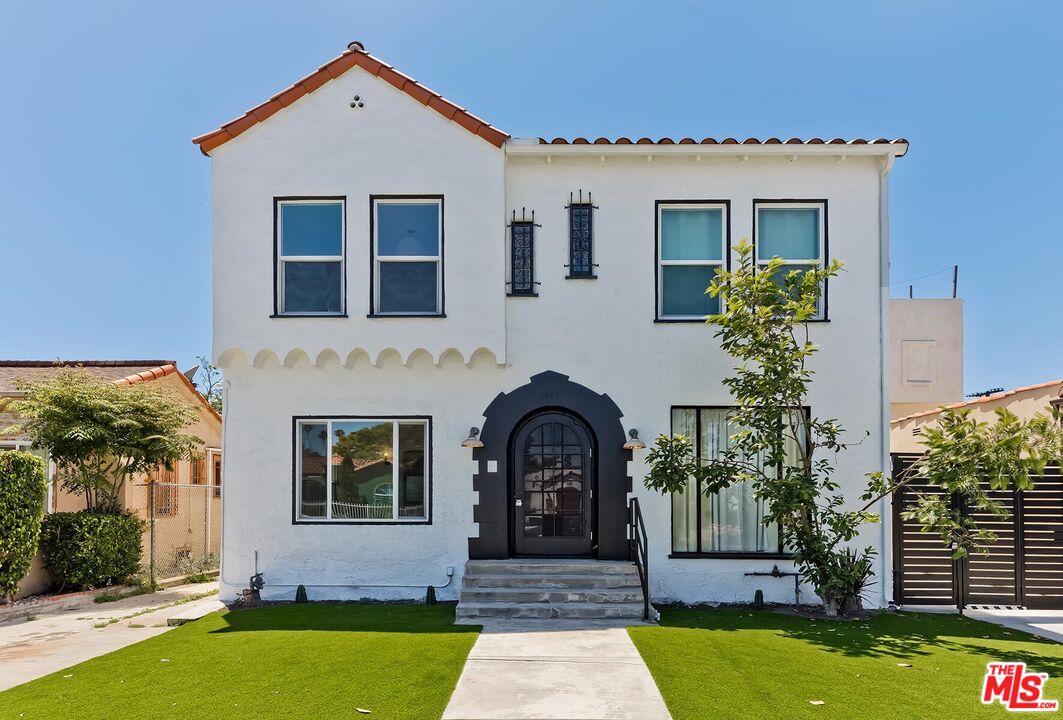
469;371;631;560
511;411;595;556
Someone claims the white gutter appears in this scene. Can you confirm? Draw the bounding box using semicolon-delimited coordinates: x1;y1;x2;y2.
506;139;908;161
878;153;894;607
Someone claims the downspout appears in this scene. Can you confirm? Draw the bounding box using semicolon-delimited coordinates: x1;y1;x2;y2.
218;378;238;587
878;152;896;608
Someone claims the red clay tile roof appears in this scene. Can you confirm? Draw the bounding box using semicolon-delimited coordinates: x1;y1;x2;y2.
891;379;1063;425
0;361;176;393
538;137;908;155
0;360;220;423
192;41;510;154
113;364;222;422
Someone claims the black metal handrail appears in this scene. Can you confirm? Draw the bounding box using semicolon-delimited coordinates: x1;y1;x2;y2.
628;497;650;621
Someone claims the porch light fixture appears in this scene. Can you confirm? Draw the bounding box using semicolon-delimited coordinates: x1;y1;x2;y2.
461;427;484;449
623;429;646;450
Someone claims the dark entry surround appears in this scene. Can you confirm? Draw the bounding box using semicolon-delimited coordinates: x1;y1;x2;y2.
469;371;632;560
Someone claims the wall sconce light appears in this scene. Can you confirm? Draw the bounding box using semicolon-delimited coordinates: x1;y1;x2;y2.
461;427;484;449
622;429;646;450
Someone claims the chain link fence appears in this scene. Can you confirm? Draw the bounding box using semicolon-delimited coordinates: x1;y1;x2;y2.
128;482;221;584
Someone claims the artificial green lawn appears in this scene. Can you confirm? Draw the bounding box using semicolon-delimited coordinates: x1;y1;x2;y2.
0;604;479;720
629;608;1063;720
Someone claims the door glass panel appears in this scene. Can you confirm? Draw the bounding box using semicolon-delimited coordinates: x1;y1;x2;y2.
522;421;585;539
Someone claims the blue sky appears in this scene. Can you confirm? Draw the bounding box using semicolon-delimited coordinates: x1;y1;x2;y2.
2;1;1059;394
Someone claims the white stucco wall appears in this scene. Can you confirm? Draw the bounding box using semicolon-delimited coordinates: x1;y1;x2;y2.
210;62;900;608
210;64;506;368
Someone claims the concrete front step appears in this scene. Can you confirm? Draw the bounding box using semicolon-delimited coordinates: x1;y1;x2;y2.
455;602;646;620
459;587;646;604
464;573;642;589
464;560;639;576
456;559;648;622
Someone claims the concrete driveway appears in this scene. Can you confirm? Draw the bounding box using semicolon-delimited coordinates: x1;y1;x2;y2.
0;581;224;691
965;608;1063;643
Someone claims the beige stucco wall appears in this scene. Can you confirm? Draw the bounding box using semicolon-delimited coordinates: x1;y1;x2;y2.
889;298;963;421
891;382;1062;454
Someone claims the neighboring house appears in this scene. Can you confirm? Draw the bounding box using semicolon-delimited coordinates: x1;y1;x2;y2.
891;381;1063;609
196;41;908;615
889;297;964;420
0;360;222;596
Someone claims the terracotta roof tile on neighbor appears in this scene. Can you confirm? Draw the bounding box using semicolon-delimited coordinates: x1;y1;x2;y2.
192;41;510;154
890;379;1063;425
538;137;908;153
0;360;175;393
0;360;221;422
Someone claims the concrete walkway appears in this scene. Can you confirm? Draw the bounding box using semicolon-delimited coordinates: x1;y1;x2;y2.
965;608;1063;643
0;581;223;691
442;620;672;720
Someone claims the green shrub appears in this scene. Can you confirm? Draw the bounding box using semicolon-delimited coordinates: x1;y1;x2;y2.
40;511;144;590
0;450;48;599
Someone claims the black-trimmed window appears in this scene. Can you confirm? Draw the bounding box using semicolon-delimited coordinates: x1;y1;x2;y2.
510;221;536;295
656;201;729;320
670;407;803;557
567;203;595;278
754;201;827;320
371;197;443;316
275;198;345;315
295;416;430;523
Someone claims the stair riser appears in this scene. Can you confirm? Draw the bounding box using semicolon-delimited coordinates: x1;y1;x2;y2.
463;576;641;589
455;605;646;620
464;562;638;576
460;590;645;604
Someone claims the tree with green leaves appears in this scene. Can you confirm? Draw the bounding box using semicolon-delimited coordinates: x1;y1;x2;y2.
193;355;223;414
11;369;201;513
643;240;1063;615
866;406;1063;558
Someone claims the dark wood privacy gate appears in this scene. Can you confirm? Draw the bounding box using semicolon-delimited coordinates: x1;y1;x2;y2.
892;454;1063;609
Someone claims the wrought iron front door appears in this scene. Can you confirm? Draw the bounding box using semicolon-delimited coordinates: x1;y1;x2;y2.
512;412;594;556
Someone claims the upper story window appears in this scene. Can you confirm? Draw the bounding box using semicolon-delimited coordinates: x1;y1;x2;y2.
755;201;827;319
372;197;443;316
295;416;430;523
656;202;728;320
509;221;537;296
566;192;596;279
276;199;345;316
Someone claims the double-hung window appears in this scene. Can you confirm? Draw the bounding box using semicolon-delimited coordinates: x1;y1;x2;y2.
755;201;826;319
657;202;728;320
295;417;430;522
671;407;803;556
276;199;345;315
372;197;443;315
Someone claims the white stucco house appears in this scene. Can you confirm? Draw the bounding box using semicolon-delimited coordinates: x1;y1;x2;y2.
196;41;908;618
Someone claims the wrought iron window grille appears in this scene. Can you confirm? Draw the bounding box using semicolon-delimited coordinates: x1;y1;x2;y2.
564;190;599;278
507;208;541;296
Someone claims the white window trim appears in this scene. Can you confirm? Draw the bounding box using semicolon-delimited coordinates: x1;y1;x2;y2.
372;198;443;316
295;417;430;523
277;199;346;316
754;201;826;318
657;202;728;320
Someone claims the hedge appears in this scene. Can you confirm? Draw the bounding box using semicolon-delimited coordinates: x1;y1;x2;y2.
40;511;144;590
0;450;48;599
